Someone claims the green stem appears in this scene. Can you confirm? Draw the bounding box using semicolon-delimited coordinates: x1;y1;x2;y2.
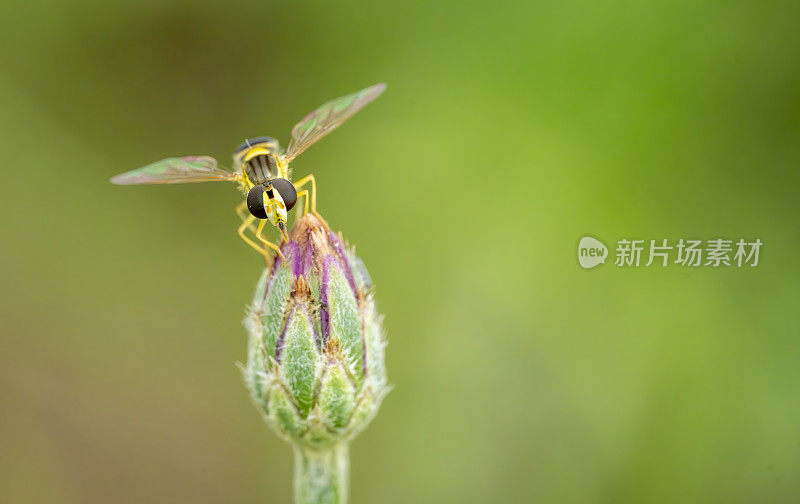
293;443;349;504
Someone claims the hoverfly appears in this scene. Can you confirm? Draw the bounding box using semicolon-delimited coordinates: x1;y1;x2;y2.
111;83;386;261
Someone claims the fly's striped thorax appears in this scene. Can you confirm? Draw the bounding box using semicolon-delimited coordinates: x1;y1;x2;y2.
242;147;278;185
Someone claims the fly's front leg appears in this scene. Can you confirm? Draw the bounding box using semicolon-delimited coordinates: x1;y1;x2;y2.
235;200;248;220
235;201;258;233
238;215;272;263
293;174;321;218
296;190;309;216
256;219;286;262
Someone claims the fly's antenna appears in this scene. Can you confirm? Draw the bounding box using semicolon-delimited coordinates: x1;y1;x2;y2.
245;138;252;148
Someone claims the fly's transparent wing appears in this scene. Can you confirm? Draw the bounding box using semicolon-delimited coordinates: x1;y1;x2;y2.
285;83;386;161
110;156;237;185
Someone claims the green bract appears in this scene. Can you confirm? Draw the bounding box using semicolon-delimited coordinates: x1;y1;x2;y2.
243;215;389;449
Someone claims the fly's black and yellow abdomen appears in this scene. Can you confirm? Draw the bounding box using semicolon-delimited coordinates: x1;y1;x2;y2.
235;136;278;155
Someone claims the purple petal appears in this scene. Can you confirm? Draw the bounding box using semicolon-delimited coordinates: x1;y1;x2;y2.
286;241;302;277
329;231;358;294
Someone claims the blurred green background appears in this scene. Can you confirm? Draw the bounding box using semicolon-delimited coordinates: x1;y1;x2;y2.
1;1;799;502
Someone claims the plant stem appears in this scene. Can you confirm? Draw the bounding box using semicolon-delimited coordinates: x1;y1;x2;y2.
293;443;349;504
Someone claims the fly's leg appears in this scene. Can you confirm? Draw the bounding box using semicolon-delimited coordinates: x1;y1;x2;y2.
238;215;274;263
296;190;310;216
235;200;248;220
256;219;286;261
292;174;321;218
236;201;258;233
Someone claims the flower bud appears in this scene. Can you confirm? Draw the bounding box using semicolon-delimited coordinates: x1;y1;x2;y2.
244;215;389;448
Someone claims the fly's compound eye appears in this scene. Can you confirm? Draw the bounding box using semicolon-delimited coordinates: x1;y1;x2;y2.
247;185;267;219
271;178;297;211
